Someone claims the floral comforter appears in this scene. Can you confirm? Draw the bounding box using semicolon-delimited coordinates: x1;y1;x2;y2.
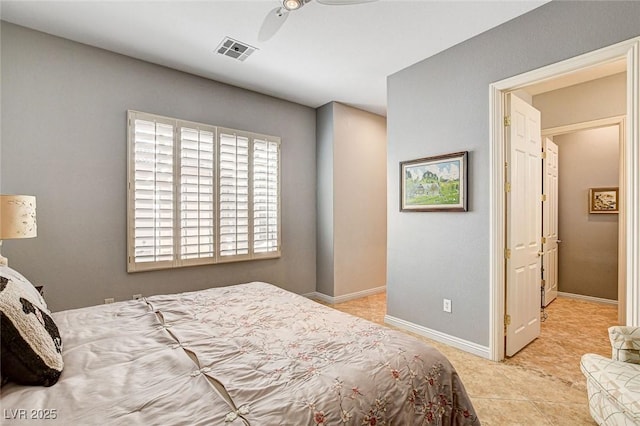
2;282;479;425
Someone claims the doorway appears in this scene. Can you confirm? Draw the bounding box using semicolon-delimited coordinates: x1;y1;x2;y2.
543;120;624;302
488;36;640;361
504;100;623;358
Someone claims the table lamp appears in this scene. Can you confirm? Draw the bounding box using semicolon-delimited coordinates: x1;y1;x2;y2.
0;195;37;266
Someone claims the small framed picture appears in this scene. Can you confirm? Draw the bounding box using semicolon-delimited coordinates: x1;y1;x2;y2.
589;187;618;214
400;151;468;212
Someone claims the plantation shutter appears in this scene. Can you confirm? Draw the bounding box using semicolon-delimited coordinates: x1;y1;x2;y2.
218;130;250;258
128;112;281;272
253;138;280;254
129;114;175;269
179;124;216;263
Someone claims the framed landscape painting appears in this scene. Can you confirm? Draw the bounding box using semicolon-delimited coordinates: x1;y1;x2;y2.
589;187;618;214
400;151;468;212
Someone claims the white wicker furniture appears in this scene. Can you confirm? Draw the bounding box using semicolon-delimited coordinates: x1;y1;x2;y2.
580;326;640;425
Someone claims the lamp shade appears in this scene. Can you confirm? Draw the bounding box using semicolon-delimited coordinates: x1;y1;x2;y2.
0;195;37;239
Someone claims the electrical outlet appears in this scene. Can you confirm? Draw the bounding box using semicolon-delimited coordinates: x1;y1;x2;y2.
132;294;142;300
443;298;452;313
104;298;115;304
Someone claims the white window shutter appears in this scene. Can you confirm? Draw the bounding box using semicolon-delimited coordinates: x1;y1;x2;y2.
219;131;250;258
179;125;216;262
130;115;175;267
253;138;279;254
128;112;280;272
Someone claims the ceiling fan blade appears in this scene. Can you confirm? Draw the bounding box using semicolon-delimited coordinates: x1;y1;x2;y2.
258;7;289;42
316;0;378;5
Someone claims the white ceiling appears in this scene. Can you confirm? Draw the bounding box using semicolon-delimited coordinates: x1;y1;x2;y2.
0;0;549;116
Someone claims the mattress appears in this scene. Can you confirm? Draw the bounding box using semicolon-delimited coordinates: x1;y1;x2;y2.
1;282;479;425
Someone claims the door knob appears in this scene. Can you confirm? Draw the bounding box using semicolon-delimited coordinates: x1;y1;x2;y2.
538;251;544;257
557;239;562;243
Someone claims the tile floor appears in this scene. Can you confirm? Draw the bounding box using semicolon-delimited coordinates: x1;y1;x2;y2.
316;293;619;425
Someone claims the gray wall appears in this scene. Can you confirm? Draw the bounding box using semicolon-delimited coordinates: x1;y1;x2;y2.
555;126;619;300
333;103;387;297
1;23;317;311
534;72;626;129
316;102;387;298
0;22;3;192
387;1;640;346
316;103;335;296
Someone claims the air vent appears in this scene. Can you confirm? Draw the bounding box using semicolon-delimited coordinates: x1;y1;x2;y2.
216;37;257;62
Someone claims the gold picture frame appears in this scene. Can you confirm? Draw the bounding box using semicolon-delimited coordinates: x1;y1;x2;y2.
589;187;618;214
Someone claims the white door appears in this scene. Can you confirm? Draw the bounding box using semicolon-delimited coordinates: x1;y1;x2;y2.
506;94;542;357
542;137;559;306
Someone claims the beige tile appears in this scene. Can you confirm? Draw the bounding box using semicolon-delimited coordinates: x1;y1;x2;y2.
504;367;586;404
533;402;597;425
472;398;551;425
504;298;617;388
462;366;528;400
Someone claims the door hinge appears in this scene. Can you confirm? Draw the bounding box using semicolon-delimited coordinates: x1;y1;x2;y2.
504;248;511;259
505;182;511;193
541;151;547;159
505;314;511;326
541;194;547;202
504;115;511;127
541;237;547;244
541;279;546;288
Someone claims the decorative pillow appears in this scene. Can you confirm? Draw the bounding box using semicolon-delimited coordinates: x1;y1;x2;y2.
0;269;63;386
0;266;47;310
609;326;640;365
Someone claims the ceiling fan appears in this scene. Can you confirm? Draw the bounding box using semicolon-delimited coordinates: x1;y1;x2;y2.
258;0;378;42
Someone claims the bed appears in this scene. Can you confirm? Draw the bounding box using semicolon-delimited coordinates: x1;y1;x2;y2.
1;271;479;425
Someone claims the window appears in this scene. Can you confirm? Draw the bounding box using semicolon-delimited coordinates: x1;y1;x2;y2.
127;111;280;272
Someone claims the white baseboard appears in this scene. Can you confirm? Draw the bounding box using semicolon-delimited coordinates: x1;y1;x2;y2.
304;286;386;304
384;314;491;360
557;292;618;305
304;288;491;359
